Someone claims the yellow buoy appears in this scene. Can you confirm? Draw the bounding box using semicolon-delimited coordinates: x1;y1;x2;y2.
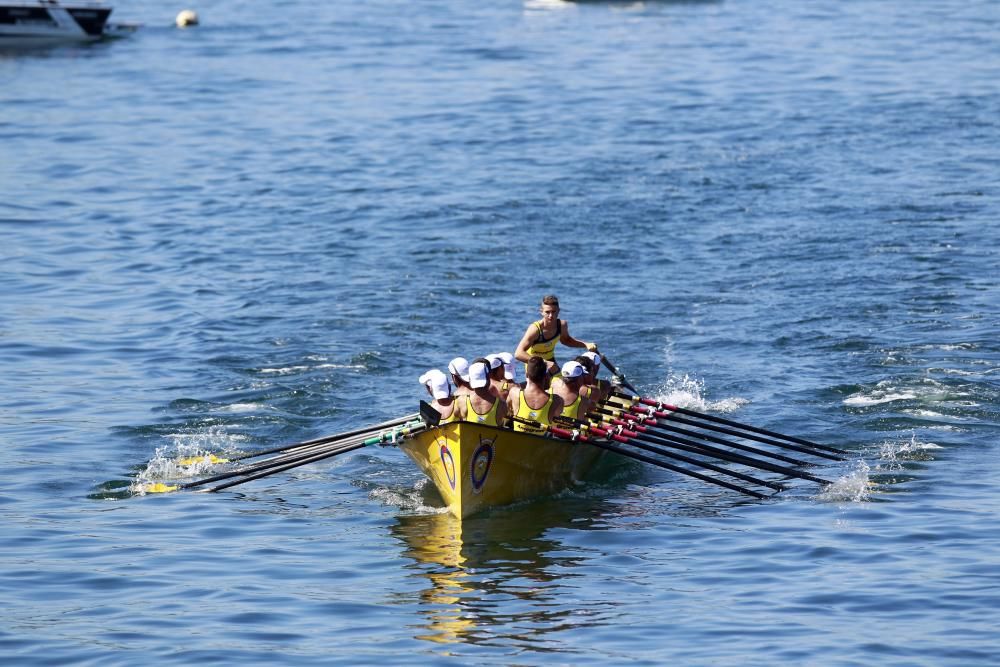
175;9;199;28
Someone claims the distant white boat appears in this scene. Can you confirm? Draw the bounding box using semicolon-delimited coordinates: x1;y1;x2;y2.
0;0;136;48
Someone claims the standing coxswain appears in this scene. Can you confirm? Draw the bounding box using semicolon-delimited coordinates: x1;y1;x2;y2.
514;294;598;377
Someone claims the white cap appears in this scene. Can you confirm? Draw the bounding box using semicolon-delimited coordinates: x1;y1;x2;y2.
419;369;451;400
561;361;586;379
448;357;470;383
497;351;515;380
468;361;489;389
581;351;601;368
485;354;504;372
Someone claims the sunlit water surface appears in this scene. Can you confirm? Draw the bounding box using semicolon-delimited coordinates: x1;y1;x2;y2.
2;0;999;663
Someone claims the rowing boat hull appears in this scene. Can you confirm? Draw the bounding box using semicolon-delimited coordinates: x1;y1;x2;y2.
399;421;602;518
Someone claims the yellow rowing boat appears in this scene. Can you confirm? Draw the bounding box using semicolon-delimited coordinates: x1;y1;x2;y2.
398;420;603;518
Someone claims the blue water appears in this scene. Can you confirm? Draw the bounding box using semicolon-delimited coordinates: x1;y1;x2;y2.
3;0;1000;663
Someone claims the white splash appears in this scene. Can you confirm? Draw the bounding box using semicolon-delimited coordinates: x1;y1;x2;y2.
817;459;873;503
878;434;942;468
129;427;246;495
649;373;748;414
369;479;450;515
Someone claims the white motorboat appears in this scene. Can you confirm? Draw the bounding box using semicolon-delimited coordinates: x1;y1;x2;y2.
0;0;134;48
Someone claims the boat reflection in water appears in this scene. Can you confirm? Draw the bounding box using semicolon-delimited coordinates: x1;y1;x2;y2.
389;499;615;647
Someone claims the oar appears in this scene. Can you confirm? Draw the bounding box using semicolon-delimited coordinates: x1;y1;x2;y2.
594;404;815;466
194;413;420;476
146;406;441;495
205;420;434;493
598;355;638;394
204;412;422;465
586;414;832;486
513;417;771;500
611;391;846;458
177;431;385;492
591;409;809;472
205;403;444;493
555;416;787;492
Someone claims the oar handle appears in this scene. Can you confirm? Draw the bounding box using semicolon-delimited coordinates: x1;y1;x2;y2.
510;416;585;442
599;356;638;395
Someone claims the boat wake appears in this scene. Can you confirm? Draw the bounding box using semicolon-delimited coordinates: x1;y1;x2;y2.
367;478;451;516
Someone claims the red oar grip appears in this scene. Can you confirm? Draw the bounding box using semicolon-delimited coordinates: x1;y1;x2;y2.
607;421;639;438
637;396;678;411
610;417;647;433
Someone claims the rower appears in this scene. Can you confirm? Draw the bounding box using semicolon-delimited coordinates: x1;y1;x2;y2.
508;356;564;435
497;351;519;397
576;351;612;402
514;294;598;377
447;356;472;398
550;360;595;422
455;358;507;427
419;369;458;422
485;353;516;402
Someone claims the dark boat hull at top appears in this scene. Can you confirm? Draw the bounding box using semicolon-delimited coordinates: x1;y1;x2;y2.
0;0;126;47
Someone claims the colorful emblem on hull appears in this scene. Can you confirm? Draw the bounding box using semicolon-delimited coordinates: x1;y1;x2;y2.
469;437;495;495
439;441;456;491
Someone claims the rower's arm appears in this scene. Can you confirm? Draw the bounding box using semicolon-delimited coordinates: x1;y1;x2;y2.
559;320;597;352
514;324;537;363
506;386;520;419
495;398;509;429
549;394;565;422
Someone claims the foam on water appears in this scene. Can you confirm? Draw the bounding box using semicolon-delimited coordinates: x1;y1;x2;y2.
878;434;942;467
843;392;917;407
843;376;981;409
4;0;1000;663
818;459;873;503
649;373;749;414
225;403;264;413
128;427;250;495
367;478;450;516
